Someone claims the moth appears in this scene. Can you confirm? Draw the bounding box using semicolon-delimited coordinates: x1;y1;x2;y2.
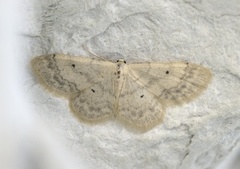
31;54;212;130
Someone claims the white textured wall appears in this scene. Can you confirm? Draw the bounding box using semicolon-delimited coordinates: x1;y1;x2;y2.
2;0;240;169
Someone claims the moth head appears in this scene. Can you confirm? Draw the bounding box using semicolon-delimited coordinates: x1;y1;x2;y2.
116;59;127;64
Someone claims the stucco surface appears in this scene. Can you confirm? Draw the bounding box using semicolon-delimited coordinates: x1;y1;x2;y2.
19;0;240;169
